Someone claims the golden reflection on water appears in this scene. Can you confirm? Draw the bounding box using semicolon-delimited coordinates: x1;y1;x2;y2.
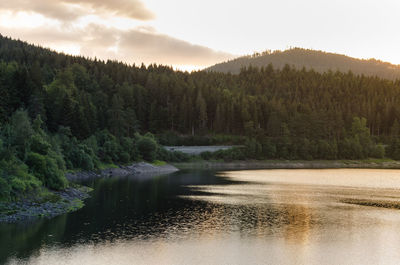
221;168;400;189
7;169;400;265
280;202;312;244
176;169;400;264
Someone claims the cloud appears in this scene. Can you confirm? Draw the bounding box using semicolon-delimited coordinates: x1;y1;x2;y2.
0;24;235;68
0;0;233;68
0;0;154;21
118;28;234;66
66;0;155;20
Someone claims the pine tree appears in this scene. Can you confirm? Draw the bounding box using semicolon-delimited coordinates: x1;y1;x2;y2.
196;91;207;133
390;119;400;138
107;95;125;137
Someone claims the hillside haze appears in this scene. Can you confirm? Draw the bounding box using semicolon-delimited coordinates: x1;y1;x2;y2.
207;48;400;80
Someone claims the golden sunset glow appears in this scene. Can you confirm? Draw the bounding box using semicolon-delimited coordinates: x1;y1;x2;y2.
1;0;400;70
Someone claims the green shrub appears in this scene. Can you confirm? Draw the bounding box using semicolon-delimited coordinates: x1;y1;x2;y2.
213;147;246;161
95;130;121;162
157;131;181;146
167;151;190;162
48;150;66;171
200;151;213;160
26;152;46;181
57;129;97;170
370;144;385;158
26;152;67;190
157;133;247;146
137;136;157;161
0;177;11;201
22;173;42;191
10;177;26;192
102;140;120;162
155;147;170;161
68;145;95;170
119;152;130;164
120;137;139;161
244;138;262;159
0;158;41;198
78;152;95;171
261;139;277;159
44;156;68;190
0;138;4;160
10;109;33;159
317;140;337;160
29;134;51;155
339;138;364;159
83;135;99;154
387;139;400;160
11;167;41;193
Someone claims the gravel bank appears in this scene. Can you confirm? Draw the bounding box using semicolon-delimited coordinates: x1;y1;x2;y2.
66;162;179;182
173;160;400;170
0;186;91;224
0;163;178;224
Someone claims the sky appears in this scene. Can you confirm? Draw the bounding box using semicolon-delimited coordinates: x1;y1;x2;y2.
0;0;400;71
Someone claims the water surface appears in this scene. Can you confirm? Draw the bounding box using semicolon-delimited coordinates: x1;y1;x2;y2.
2;169;400;265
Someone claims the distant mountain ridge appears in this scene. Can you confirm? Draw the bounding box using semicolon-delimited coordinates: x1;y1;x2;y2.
207;48;400;80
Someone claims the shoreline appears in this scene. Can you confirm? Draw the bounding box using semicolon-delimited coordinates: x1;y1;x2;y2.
65;162;179;182
3;159;399;224
0;186;91;224
173;159;400;170
0;162;179;224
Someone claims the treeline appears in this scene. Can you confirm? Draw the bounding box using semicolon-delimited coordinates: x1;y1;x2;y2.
207;48;400;80
2;36;400;140
200;117;385;161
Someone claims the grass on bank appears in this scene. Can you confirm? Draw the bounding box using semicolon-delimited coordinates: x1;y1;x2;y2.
97;162;119;170
152;160;167;166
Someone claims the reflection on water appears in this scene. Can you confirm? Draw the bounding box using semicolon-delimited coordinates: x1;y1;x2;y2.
2;169;400;265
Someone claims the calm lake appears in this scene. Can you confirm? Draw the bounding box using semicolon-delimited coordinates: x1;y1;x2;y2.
2;169;400;265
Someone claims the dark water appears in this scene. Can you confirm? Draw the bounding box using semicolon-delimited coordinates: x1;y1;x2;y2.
2;169;400;265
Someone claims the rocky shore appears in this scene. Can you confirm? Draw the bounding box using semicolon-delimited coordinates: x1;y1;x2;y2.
0;186;91;224
66;162;179;181
0;162;178;224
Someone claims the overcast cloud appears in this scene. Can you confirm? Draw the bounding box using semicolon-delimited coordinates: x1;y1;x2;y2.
0;23;234;68
0;0;235;69
0;0;154;21
118;28;233;66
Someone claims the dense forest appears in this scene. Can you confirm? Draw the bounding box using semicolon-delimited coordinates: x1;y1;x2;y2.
2;34;400;200
208;48;400;80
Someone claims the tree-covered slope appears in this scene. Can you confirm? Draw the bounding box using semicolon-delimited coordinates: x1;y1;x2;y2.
2;34;400;202
207;48;400;80
2;35;400;145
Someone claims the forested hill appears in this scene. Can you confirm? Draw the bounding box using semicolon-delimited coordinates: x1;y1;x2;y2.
2;33;400;181
2;34;400;144
207;48;400;80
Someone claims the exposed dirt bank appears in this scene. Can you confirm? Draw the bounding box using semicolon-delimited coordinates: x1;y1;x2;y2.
66;162;179;182
173;160;400;170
